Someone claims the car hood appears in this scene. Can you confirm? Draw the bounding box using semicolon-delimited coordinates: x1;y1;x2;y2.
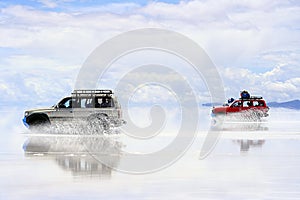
212;106;228;112
25;107;55;115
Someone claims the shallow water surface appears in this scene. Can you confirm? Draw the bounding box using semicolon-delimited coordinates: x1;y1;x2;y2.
0;108;300;199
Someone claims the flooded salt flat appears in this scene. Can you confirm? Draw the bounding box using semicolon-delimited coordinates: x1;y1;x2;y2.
1;108;300;200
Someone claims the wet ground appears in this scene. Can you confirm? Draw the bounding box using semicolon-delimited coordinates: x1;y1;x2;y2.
1;108;300;200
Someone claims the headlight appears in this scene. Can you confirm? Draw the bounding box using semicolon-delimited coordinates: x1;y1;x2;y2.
24;112;29;116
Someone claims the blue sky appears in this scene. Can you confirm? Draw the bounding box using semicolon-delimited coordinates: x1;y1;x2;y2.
0;0;299;108
0;0;181;9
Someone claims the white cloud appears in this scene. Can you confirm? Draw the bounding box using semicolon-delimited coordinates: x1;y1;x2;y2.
264;81;297;92
0;0;299;106
1;1;298;63
221;64;300;102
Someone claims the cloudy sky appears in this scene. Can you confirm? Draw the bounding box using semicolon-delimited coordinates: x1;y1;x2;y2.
0;0;299;108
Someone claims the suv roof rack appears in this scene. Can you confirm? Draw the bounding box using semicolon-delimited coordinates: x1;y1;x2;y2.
239;96;263;100
72;89;113;97
72;89;113;94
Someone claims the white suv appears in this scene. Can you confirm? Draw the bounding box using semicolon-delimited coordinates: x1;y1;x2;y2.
23;90;125;131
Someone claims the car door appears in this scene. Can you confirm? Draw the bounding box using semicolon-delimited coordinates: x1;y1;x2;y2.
241;100;252;112
72;97;97;120
229;100;242;113
51;97;74;123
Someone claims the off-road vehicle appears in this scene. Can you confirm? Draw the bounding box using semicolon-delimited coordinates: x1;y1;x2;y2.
211;91;269;119
23;90;125;131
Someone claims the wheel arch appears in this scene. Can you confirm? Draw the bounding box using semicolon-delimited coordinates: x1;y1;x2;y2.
26;113;50;125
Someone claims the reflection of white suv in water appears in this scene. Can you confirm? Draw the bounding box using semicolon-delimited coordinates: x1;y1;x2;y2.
23;90;125;130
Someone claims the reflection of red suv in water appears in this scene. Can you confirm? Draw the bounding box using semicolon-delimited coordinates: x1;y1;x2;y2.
212;91;269;118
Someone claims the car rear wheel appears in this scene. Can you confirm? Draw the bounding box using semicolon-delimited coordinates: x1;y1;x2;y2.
252;111;263;121
87;113;110;133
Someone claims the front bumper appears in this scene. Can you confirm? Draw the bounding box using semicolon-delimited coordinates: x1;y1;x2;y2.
22;116;29;128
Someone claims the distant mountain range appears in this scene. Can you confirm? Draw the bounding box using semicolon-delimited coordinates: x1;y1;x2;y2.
268;100;300;110
202;100;300;110
201;102;222;107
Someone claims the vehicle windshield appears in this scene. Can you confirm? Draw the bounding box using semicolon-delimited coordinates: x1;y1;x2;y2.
57;97;72;108
231;101;242;107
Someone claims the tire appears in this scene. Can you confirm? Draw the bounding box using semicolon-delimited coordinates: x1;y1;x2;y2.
252;111;262;122
28;118;50;130
87;113;110;133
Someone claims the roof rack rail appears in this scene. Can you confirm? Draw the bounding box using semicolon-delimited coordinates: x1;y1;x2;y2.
71;90;113;98
250;96;263;99
72;89;113;94
239;96;263;100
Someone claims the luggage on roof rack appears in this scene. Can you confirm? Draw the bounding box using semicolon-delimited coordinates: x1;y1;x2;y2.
239;91;264;100
240;90;250;99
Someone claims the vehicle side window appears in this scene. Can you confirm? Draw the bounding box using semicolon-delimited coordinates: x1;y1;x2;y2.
95;98;101;108
76;98;93;108
58;98;72;108
231;101;242;107
99;97;114;108
258;101;265;107
69;97;115;108
79;98;86;108
252;100;264;107
243;101;252;107
85;98;94;108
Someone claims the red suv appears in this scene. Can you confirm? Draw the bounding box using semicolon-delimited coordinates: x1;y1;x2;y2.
212;92;269;118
